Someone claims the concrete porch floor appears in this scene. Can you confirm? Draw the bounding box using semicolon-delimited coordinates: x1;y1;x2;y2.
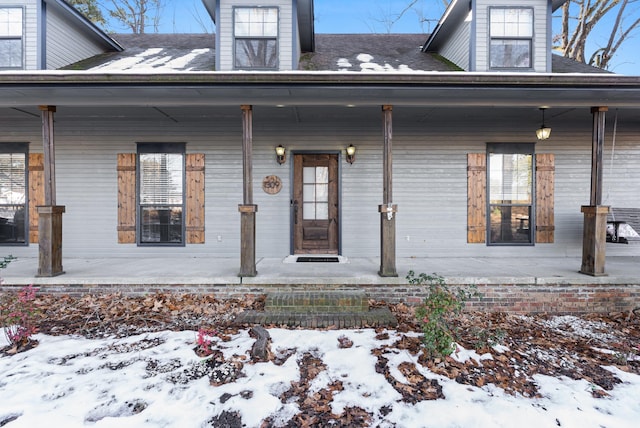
2;256;640;287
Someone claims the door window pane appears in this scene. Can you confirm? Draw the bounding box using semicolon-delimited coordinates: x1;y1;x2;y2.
302;166;329;220
0;152;26;243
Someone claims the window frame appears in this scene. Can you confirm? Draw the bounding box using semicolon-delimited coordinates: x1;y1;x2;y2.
0;142;28;246
486;143;536;246
488;6;533;70
0;7;24;70
136;143;186;247
232;6;279;70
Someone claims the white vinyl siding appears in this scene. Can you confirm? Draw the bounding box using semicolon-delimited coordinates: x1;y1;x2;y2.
218;0;293;71
475;0;548;72
45;4;106;69
1;107;639;260
439;19;470;71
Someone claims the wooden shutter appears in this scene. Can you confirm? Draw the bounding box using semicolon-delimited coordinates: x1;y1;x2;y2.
186;153;205;244
117;153;136;244
467;153;487;243
536;153;555;243
28;153;44;244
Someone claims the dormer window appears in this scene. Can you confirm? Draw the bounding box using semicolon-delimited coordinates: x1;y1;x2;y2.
234;7;278;70
0;7;23;69
489;8;533;69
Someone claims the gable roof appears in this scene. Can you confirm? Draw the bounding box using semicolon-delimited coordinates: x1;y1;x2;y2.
66;33;607;74
45;0;123;52
300;34;456;72
65;34;214;71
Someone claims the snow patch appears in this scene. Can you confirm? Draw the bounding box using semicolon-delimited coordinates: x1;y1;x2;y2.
337;58;352;68
356;53;374;62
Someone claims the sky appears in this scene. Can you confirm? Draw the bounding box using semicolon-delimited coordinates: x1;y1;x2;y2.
107;0;640;75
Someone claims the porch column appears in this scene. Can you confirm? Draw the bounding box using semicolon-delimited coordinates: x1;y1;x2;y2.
239;105;257;277
580;106;609;276
379;105;398;277
37;105;65;277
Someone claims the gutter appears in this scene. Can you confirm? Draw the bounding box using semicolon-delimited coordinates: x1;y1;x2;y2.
1;71;639;87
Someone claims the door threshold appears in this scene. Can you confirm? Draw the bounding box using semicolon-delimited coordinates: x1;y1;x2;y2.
283;255;349;264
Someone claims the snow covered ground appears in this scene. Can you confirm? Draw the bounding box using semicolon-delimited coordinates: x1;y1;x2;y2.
1;326;639;427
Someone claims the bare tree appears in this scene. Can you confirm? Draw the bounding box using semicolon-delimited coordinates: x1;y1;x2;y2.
367;0;450;33
557;0;640;69
67;0;106;25
105;0;165;34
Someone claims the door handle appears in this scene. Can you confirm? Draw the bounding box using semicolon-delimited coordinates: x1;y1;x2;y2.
292;200;299;224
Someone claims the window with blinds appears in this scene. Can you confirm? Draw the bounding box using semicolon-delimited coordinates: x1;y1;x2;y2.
138;144;185;245
0;146;27;244
487;143;534;245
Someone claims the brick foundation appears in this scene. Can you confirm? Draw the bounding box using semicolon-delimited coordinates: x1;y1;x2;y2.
1;282;639;314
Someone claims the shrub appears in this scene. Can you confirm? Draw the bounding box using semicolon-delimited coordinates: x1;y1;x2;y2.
1;284;40;351
195;328;217;357
407;271;477;359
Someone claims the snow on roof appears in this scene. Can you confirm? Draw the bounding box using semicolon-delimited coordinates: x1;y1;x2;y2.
65;33;607;75
89;48;213;72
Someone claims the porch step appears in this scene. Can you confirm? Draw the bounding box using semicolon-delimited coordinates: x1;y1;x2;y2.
233;290;398;328
264;291;368;313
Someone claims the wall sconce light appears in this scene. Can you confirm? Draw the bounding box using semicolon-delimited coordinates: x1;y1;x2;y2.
346;144;356;164
275;145;286;164
536;108;552;140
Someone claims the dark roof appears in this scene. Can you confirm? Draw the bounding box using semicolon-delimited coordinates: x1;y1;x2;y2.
551;54;611;74
64;33;609;75
64;33;215;71
301;34;457;72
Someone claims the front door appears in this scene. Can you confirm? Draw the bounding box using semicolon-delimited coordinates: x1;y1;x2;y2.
292;153;339;254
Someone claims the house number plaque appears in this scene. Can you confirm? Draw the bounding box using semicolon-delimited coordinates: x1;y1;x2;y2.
262;175;282;195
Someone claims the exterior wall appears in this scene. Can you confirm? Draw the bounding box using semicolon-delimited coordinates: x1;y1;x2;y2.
45;4;106;69
474;0;549;72
439;19;470;70
0;0;39;69
217;0;294;71
1;107;639;261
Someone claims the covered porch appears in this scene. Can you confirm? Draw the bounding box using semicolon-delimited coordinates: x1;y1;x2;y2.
1;72;640;287
2;255;639;313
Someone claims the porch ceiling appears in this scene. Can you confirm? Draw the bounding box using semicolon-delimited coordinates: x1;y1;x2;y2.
1;72;640;109
4;104;640;127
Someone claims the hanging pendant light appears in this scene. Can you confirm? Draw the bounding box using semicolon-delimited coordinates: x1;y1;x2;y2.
536;108;551;140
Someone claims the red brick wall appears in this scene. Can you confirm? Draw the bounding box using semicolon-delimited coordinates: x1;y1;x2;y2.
1;283;638;314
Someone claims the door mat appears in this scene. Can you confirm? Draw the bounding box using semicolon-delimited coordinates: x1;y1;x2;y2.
296;257;340;263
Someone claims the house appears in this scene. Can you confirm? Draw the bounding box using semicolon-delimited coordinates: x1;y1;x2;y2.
1;0;640;311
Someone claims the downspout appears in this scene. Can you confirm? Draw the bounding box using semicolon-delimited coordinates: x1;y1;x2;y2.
469;0;476;71
38;0;46;69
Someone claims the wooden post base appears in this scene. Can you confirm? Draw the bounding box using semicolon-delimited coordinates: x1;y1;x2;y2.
238;204;258;277
37;205;65;277
579;205;609;276
378;204;398;277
